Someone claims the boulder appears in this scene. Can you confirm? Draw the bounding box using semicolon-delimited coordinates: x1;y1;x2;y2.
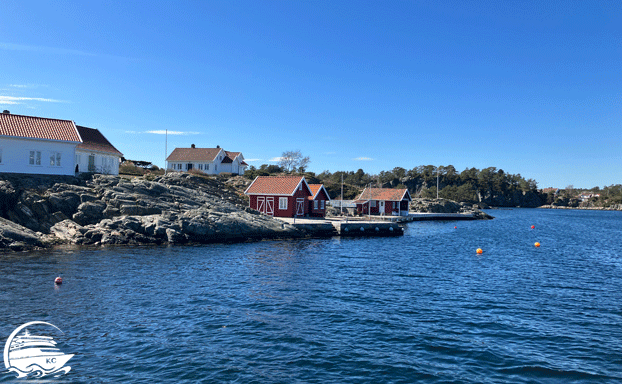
0;217;43;248
72;200;107;225
49;219;87;243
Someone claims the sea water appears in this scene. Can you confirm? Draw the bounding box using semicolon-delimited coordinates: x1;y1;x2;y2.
1;208;621;383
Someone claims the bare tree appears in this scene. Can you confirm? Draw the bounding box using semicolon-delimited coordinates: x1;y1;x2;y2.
278;150;310;173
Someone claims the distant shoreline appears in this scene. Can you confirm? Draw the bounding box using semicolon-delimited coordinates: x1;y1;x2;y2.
537;205;622;211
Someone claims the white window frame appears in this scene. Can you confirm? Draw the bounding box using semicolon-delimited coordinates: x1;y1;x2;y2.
371;200;376;207
206;163;209;170
49;151;62;167
279;197;288;210
314;200;318;209
29;150;42;166
320;200;325;209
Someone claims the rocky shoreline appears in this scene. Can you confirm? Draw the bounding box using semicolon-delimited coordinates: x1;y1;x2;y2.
537;204;622;211
0;173;309;252
0;174;498;252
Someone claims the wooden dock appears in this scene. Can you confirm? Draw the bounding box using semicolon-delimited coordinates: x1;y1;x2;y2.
277;218;404;237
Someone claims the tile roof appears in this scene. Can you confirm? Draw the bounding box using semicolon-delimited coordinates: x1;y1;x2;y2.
0;113;81;142
76;125;123;156
307;184;330;200
245;176;308;196
166;147;222;162
354;188;411;202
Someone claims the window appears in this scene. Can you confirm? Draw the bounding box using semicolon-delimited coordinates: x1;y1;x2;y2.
279;197;288;210
50;152;61;166
29;150;41;166
0;148;2;164
393;202;397;209
314;200;318;209
371;200;376;207
215;164;217;171
320;200;325;209
206;164;209;170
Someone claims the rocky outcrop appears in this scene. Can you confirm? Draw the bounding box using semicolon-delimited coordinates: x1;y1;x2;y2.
410;198;494;219
0;173;304;251
0;217;45;251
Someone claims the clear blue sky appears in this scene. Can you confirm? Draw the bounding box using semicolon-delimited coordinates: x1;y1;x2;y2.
1;1;620;189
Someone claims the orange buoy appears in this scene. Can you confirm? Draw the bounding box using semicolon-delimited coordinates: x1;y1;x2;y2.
531;225;535;229
54;276;63;285
534;242;540;247
476;248;483;254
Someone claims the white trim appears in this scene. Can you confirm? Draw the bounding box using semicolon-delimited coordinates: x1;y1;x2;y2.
279;197;288;210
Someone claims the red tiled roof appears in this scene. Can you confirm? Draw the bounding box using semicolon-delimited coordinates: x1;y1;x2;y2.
0;113;80;142
307;184;330;200
245;176;308;196
76;125;123;156
166;147;222;162
354;188;411;202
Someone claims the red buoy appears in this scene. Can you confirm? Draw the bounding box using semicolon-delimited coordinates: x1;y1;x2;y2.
454;226;457;229
531;225;535;229
54;277;63;285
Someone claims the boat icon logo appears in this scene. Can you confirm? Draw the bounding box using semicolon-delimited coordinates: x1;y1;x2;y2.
3;321;73;378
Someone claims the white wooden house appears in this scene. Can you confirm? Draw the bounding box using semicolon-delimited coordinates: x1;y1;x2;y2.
75;125;123;175
0;112;123;176
166;145;248;175
0;113;82;176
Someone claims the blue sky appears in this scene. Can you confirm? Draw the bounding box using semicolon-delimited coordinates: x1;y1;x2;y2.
1;0;620;189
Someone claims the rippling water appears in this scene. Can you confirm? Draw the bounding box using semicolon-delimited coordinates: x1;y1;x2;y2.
1;209;621;383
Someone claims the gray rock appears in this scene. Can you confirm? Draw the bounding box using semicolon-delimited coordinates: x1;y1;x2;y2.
73;200;107;225
49;219;86;243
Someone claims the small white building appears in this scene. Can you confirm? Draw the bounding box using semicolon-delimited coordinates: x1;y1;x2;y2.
0;113;82;176
75;125;123;175
166;145;248;175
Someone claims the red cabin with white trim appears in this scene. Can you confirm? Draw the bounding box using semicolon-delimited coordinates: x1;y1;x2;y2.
244;176;313;217
354;187;412;216
307;184;331;217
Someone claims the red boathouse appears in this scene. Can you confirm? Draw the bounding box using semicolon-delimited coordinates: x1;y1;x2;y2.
244;176;313;217
307;184;331;218
354;187;412;216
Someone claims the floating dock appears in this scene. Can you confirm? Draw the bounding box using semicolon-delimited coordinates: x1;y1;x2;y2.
278;218;404;237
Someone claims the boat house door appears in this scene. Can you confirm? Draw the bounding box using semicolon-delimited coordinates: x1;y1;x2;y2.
266;197;274;216
296;198;305;216
379;201;385;214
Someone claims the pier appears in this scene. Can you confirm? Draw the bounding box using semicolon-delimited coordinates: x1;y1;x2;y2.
277;212;483;238
277;217;404;237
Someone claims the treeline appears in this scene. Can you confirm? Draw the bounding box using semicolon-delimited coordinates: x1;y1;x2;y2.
544;184;622;208
245;164;542;206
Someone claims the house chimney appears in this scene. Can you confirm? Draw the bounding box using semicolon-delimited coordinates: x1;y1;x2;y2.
191;144;196;149
216;145;220;148
2;110;9;114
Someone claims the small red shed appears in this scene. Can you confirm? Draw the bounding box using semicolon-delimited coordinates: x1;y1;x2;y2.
244;176;313;217
354;187;412;216
307;184;331;217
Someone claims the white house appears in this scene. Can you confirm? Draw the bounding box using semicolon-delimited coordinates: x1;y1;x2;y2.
75;125;123;175
0;112;82;176
166;145;248;175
